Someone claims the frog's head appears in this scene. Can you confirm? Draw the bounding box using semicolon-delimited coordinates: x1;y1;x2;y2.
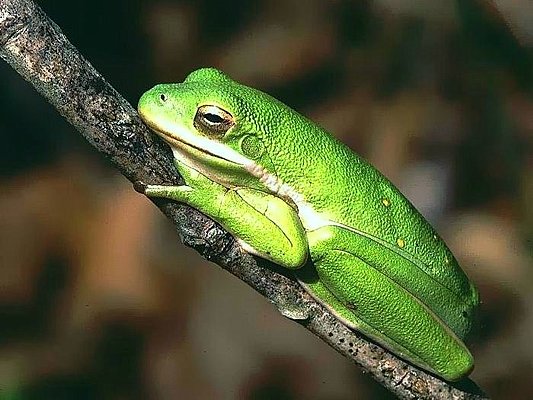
138;68;304;195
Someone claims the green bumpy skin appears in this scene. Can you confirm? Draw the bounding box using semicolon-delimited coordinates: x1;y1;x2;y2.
137;68;479;381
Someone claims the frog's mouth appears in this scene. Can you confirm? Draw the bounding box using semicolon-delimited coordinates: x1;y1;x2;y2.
142;116;252;168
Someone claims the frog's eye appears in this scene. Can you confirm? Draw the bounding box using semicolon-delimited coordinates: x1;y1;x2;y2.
194;105;234;136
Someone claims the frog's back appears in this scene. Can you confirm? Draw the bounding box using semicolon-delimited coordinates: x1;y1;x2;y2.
201;71;478;337
271;116;478;340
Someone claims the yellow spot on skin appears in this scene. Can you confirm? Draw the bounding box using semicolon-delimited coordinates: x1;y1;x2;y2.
382;198;391;207
397;238;405;248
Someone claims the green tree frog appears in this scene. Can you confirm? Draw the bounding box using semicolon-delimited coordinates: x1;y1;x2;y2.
137;68;479;381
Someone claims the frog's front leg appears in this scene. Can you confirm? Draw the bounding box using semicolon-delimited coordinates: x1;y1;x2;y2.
139;160;309;269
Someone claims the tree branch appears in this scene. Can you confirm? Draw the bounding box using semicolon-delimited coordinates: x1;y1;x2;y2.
0;0;488;398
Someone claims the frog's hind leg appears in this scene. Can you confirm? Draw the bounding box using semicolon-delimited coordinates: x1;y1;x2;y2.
295;225;473;381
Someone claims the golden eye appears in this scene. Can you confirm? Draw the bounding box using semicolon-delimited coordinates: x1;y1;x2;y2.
194;105;234;136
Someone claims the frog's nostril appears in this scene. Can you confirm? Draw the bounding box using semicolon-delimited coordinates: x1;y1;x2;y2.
160;93;167;102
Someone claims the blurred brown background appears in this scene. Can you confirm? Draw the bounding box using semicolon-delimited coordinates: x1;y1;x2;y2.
0;0;532;399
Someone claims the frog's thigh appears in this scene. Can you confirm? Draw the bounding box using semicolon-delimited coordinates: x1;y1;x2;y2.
297;225;472;381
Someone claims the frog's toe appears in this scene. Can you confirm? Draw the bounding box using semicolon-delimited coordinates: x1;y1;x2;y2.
133;180;148;193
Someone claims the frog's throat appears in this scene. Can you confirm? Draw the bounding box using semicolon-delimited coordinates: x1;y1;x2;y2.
146;118;306;202
145;119;330;230
145;118;252;167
